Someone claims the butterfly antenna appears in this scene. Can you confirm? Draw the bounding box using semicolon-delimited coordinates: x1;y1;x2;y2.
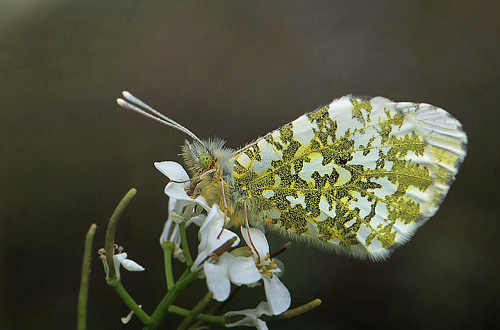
116;91;205;146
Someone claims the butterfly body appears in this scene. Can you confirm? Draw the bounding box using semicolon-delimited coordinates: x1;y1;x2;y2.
118;92;467;261
181;138;244;221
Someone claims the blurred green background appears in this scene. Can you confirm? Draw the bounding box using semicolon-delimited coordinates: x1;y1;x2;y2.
1;1;498;329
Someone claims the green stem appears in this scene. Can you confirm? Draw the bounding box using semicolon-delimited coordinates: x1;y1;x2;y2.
108;279;151;324
168;305;223;325
261;299;322;321
77;224;96;330
178;221;193;267
162;242;175;290
105;188;137;279
143;269;199;330
177;291;213;330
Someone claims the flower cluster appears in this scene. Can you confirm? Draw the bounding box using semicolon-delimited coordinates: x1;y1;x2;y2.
156;161;291;328
96;92;323;330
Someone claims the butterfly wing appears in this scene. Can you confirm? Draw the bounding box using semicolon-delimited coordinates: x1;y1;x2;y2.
232;95;467;260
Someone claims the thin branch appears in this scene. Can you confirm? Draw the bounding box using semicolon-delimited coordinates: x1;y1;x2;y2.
261;299;322;321
178;221;193;267
108;280;151;324
162;242;176;290
104;188;137;279
177;291;213;330
77;224;97;330
168;305;223;325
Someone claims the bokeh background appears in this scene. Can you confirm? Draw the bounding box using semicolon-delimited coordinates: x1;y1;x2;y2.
1;1;498;329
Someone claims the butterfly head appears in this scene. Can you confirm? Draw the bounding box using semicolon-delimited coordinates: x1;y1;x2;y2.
198;152;213;171
182;138;234;179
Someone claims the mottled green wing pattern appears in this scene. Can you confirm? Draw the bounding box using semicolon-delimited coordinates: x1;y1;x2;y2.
232;96;467;260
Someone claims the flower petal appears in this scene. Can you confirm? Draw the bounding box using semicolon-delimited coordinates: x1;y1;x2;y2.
193;195;212;211
241;227;269;262
228;257;261;285
192;249;210;271
173;245;185;262
164;182;191;201
274;258;285;277
154;161;189;182
227;317;268;330
192;205;240;271
198;205;222;241
199;205;238;250
204;253;234;301
207;226;240;251
187;214;206;227
160;218;180;245
113;253;127;279
112;253;145;279
253;301;274;317
114;252;127;263
262;275;291;315
121;259;145;272
205;204;226;229
226;301;273;330
197;208;219;253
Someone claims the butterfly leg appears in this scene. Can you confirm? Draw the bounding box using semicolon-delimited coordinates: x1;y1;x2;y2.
217;170;230;239
170;168;217;184
243;201;260;263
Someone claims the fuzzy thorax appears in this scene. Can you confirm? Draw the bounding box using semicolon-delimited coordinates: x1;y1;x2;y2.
181;138;246;222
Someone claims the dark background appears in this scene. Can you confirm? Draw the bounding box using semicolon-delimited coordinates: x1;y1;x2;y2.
1;1;498;329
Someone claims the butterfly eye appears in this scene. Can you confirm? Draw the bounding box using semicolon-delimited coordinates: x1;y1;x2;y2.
198;152;212;170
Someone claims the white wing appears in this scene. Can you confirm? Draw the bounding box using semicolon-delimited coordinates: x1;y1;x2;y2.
233;96;467;260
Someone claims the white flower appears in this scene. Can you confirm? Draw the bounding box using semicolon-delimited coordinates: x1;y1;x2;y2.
192;204;240;301
155;161;290;313
113;252;145;280
156;161;210;261
228;227;291;315
225;301;274;330
155;161;211;212
204;252;236;302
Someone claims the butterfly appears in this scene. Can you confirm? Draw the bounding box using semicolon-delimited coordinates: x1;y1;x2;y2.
117;91;467;260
